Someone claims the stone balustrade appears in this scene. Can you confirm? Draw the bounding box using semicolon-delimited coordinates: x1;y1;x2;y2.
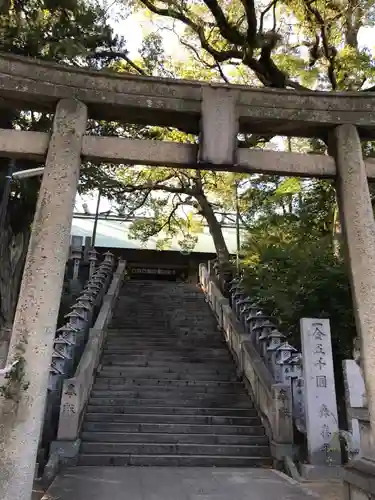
41;250;116;456
200;261;362;474
199;263;294;460
43;260;126;483
44;260;126;473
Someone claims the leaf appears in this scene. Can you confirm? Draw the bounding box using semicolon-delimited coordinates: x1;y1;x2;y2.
274;177;301;197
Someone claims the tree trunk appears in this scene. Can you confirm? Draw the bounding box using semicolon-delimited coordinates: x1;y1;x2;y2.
0;110;33;367
195;193;230;265
0;223;30;367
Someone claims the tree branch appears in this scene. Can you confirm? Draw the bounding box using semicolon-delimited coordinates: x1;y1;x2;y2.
139;0;244;63
203;0;246;45
303;1;338;89
119;182;198;196
139;0;311;91
90;50;146;75
240;0;257;45
119;190;151;218
259;0;277;33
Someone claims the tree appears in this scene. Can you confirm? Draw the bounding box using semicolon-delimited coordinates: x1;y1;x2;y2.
131;0;375;92
0;0;124;363
128;0;375;146
80;32;244;266
115;166;240;263
89;0;374;273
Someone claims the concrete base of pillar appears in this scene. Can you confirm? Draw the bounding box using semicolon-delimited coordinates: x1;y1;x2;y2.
344;457;375;500
43;439;81;486
50;439;81;465
300;464;344;480
270;441;294;461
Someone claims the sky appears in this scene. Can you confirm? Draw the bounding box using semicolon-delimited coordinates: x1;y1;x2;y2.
77;5;375;214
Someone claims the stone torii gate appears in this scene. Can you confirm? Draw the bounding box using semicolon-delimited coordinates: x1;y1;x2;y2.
0;53;375;499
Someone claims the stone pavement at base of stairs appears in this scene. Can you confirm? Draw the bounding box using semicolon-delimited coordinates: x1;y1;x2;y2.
40;467;331;500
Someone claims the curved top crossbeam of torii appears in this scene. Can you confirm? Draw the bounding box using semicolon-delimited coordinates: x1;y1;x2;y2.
1;52;375;178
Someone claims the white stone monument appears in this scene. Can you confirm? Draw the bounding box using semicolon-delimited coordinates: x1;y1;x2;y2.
300;318;340;466
343;359;365;457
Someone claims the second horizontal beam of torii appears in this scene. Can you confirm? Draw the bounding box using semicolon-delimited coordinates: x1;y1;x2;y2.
1;128;375;179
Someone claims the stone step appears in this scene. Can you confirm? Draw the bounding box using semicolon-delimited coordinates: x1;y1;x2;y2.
93;378;242;388
79;279;270;468
86;405;255;416
91;386;247;397
84;412;261;426
101;359;233;369
80;431;268;447
87;397;253;409
105;337;222;344
98;365;236;374
82;421;265;436
103;348;229;355
103;346;228;353
102;348;229;356
99;365;236;375
101;359;235;375
104;341;227;348
98;370;238;381
106;334;224;340
107;327;216;332
80;441;270;457
101;364;235;376
101;353;232;366
78;453;273;467
108;325;169;330
107;328;174;333
81;431;268;446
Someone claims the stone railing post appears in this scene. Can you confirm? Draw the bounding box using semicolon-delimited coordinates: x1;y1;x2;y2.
83;236;92;262
88;248;98;279
0;99;87;500
70;236;83;281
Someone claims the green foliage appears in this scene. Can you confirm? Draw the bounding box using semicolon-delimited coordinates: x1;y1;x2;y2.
133;0;375;92
112;163;235;256
0;0;123;63
0;0;123;329
242;239;355;361
239;172;356;392
0;0;123;229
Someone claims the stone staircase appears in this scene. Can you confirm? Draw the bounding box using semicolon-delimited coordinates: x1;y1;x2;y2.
79;280;272;467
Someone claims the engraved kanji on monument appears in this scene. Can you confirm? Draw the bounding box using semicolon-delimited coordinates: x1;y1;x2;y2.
300;318;340;465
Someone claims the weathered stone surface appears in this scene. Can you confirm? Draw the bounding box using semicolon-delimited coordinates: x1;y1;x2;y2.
334;124;375;459
201;272;293;455
343;360;365;456
4;128;375;179
344;457;375;499
1;52;375;137
0;98;87;500
57;261;125;442
42;466;319;500
199;87;239;166
300;318;340;466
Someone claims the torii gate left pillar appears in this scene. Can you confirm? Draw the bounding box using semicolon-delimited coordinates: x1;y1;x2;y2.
0;99;87;500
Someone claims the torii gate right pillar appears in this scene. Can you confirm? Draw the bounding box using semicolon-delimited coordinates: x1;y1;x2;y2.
333;124;375;498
